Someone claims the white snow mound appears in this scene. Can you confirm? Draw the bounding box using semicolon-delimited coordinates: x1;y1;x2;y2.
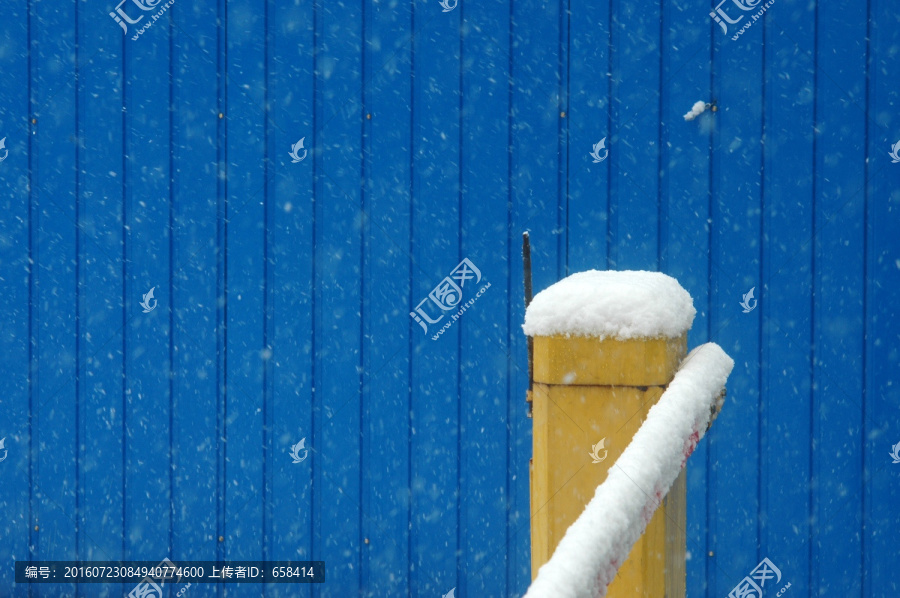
683;100;707;121
522;270;696;340
524;342;734;598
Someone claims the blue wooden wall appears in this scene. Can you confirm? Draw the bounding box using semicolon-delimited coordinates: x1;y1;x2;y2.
0;0;898;596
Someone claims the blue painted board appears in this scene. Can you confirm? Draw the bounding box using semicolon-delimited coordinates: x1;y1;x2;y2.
359;0;414;595
312;2;364;595
408;3;464;595
759;13;816;596
864;0;900;594
170;0;223;567
264;2;316;597
223;4;267;596
77;10;127;598
458;1;512;594
30;4;79;595
0;2;31;593
122;12;174;564
709;11;765;593
608;0;661;271
567;0;611;274
811;1;868;592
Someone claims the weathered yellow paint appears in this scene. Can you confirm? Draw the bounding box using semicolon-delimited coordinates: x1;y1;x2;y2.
532;334;686;386
665;469;687;597
530;333;687;598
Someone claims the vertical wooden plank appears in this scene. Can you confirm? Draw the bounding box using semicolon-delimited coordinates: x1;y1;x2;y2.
812;0;867;592
313;1;364;594
709;7;764;594
170;0;222;567
761;5;815;593
77;4;127;592
459;1;510;595
664;470;687;598
30;0;78;584
608;0;661;271
659;4;713;595
264;2;315;597
555;0;568;278
0;1;31;592
567;0;611;273
122;5;173;562
864;0;900;592
510;0;561;591
223;0;267;588
511;0;561;280
359;0;413;595
409;2;461;594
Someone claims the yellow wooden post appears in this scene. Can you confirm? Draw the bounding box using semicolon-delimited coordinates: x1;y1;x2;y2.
529;333;688;597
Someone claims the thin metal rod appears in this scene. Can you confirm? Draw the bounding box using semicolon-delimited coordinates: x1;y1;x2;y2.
523;232;534;402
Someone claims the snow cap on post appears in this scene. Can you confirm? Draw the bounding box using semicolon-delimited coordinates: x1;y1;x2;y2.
522;270;696;341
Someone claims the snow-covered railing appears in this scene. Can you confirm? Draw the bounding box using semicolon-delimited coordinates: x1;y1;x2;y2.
524;343;734;598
